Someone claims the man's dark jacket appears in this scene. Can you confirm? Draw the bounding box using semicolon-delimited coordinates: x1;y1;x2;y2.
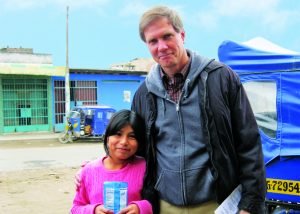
132;57;266;214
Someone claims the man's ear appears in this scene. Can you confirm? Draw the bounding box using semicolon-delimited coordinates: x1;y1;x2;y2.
180;30;185;42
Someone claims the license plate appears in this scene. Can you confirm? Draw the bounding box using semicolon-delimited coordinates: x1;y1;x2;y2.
266;178;300;196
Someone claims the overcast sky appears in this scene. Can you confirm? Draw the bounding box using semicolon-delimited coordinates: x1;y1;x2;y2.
1;0;300;69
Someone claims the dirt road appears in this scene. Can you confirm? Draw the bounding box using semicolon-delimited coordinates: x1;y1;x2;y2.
0;139;105;214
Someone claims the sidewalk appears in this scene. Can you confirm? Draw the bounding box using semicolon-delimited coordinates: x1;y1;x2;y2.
0;131;61;143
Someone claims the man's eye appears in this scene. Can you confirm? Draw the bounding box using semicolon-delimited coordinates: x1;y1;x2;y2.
164;34;172;40
148;39;157;45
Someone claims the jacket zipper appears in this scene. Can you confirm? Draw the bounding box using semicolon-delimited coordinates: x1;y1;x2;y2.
176;91;188;204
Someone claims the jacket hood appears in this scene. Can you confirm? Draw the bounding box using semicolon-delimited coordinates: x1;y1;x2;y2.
145;49;213;98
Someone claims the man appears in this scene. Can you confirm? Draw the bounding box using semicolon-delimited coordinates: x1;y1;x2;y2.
131;5;266;214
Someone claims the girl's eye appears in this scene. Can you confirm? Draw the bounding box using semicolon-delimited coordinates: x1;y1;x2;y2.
128;134;136;140
115;132;122;136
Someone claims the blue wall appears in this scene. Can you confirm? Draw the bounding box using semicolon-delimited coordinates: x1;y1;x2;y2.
99;74;144;110
52;72;146;131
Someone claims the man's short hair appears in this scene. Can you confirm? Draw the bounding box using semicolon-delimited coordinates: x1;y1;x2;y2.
139;5;184;42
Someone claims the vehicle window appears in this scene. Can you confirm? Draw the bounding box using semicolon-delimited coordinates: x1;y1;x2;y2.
243;81;277;138
86;109;94;116
97;112;103;119
107;111;115;120
68;111;81;118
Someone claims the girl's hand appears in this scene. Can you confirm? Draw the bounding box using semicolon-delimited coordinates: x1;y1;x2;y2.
94;204;114;214
239;210;250;214
118;204;139;214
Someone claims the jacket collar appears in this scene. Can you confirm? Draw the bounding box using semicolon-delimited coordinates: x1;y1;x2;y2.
146;49;213;98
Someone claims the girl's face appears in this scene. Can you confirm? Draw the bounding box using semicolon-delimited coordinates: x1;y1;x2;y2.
107;124;138;162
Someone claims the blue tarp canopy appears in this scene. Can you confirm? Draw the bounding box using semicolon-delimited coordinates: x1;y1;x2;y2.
218;37;300;74
218;37;300;164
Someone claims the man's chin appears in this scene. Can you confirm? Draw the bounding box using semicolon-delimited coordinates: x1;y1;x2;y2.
159;59;172;66
160;62;175;70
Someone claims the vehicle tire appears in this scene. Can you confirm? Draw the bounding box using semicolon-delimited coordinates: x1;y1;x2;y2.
59;132;72;144
72;136;78;142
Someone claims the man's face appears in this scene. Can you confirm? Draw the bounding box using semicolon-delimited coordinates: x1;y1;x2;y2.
143;17;186;75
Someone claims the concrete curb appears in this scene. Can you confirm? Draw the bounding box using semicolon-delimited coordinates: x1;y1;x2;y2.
0;132;61;143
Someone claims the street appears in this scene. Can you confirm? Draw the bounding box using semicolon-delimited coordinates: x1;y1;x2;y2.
0;138;105;171
0;138;106;214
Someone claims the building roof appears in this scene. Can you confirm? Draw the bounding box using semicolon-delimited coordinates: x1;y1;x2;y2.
110;58;155;72
0;47;52;64
70;68;147;75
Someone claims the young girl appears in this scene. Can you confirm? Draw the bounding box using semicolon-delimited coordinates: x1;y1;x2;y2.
70;110;152;214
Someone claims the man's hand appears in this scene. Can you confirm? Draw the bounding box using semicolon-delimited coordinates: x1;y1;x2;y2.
118;204;140;214
74;168;82;191
94;205;114;214
75;160;90;191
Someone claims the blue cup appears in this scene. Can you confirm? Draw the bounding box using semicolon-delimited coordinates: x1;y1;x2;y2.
103;181;128;213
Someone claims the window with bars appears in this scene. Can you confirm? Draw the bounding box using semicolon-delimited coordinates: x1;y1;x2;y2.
54;80;97;123
2;78;48;127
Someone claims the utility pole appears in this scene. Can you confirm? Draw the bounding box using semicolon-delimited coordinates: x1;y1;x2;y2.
65;6;70;115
